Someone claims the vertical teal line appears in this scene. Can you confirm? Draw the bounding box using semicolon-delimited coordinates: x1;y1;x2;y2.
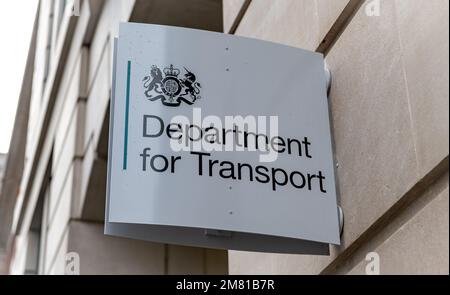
123;60;131;170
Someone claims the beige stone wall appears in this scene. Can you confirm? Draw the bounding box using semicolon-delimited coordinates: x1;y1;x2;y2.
51;221;227;275
226;0;449;275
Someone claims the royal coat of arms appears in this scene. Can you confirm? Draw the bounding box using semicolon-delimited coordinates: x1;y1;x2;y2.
143;64;201;107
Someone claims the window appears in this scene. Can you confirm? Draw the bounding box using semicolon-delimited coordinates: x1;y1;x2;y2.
24;157;51;275
42;0;55;95
24;187;48;275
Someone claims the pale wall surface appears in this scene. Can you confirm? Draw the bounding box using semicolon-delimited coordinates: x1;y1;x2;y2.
227;0;449;275
223;0;246;33
235;0;349;50
348;176;449;275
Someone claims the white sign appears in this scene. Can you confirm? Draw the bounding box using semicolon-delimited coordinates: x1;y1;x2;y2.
105;23;340;254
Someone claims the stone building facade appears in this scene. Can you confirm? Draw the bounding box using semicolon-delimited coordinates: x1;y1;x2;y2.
0;0;448;275
0;154;6;195
226;0;449;275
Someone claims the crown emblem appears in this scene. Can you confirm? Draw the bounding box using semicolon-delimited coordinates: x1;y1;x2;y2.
163;64;180;77
143;64;202;107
